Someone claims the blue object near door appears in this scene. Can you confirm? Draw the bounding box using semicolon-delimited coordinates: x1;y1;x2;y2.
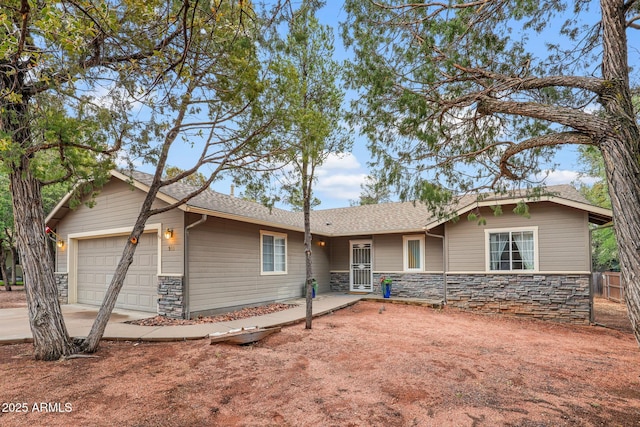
381;278;392;298
383;285;391;298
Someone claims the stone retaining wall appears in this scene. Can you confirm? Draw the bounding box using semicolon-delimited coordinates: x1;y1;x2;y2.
158;275;184;319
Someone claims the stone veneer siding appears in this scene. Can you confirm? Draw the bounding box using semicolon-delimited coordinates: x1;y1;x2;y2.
54;272;68;304
446;273;591;324
331;271;590;324
158;275;184;319
330;272;350;292
372;273;444;300
330;271;444;300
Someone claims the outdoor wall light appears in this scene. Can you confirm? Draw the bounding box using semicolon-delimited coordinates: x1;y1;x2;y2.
164;228;173;239
317;240;326;247
57;240;64;249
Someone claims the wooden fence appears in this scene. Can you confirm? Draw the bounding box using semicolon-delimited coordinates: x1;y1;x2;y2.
601;272;624;302
592;272;624;302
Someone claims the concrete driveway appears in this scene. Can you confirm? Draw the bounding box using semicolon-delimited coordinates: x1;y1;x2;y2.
0;304;152;344
0;294;365;344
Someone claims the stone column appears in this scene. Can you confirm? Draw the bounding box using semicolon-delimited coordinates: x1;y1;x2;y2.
158;275;185;319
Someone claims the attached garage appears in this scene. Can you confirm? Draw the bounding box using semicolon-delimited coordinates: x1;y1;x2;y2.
76;232;158;312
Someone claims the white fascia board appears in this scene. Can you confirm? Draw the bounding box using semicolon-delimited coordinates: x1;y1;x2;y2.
45;189;76;224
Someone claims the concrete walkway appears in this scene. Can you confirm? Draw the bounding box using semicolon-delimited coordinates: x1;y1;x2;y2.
0;293;364;345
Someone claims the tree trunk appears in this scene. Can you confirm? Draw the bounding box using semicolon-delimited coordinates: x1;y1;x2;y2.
304;198;313;330
601;133;640;346
599;0;640;345
9;165;76;360
0;247;10;291
10;245;17;287
301;161;314;329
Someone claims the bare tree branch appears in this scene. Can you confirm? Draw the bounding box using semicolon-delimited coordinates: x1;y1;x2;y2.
477;97;609;136
496;132;595;181
15;0;31;63
452;64;607;94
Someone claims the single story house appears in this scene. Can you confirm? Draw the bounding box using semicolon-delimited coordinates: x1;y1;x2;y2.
46;170;612;324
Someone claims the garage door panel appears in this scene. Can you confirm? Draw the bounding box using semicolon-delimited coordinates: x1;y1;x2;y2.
139;275;152;287
139;295;152;307
77;233;158;312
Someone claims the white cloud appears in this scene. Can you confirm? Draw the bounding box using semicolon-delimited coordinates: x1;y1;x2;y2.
314;153;368;204
316;152;361;173
534;169;599;186
315;173;368;200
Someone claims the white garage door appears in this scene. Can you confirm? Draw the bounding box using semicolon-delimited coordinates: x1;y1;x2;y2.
77;233;158;312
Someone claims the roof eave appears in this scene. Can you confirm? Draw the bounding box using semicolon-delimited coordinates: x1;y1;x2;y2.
184;206;306;233
424;196;613;230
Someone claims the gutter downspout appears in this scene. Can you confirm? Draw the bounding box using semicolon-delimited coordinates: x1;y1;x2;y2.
184;214;208;319
424;228;447;305
589;220;614;324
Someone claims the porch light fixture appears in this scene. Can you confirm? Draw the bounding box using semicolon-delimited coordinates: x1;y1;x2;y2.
317;240;326;247
164;228;173;239
57;240;64;249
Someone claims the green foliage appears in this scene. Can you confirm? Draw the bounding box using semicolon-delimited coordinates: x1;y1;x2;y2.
490;205;503;216
341;0;635;213
164;166;209;188
351;175;392;206
1;0;304;356
513;201;531;219
577;145;618;271
234;0;351;211
1;0;281;189
467;211;487;226
0;174;13;236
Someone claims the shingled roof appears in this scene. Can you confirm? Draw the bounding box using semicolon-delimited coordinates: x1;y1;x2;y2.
123;170;302;230
309;184;611;235
46;170;612;234
118;170;612;235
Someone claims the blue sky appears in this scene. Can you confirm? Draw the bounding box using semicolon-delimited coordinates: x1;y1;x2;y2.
136;2;603;210
266;3;600;209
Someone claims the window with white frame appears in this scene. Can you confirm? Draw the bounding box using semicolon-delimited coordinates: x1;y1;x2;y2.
403;235;425;271
261;231;287;274
486;227;537;271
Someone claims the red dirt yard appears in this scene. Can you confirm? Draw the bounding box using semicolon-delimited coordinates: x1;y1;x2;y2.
1;289;639;426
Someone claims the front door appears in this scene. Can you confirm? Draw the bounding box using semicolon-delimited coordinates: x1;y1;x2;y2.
350;240;373;292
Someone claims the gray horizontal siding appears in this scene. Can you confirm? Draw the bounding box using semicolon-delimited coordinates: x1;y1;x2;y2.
188;216;330;313
373;234;402;271
425;225;445;271
425;237;444;271
330;231;445;273
329;236;352;271
446;202;589;272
